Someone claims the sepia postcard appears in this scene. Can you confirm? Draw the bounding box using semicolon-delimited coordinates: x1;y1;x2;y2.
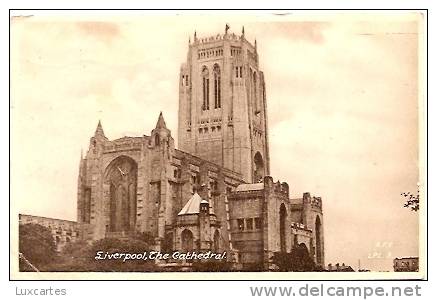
9;10;427;280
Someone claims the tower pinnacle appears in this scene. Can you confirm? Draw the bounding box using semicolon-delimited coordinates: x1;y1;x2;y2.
94;120;106;139
155;111;167;129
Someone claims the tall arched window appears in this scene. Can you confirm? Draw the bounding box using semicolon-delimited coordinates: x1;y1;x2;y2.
253;71;259;113
202;66;209;111
213;230;220;252
279;204;287;252
181;229;194;252
254;151;264;182
106;156;138;233
315;216;322;265
213;64;221;109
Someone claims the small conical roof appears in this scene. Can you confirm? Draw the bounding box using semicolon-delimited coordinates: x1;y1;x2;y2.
178;193;208;216
155;112;167;129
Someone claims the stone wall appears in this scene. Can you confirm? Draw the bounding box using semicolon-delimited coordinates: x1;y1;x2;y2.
19;214;82;252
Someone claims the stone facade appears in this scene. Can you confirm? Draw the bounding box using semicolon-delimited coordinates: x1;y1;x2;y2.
178;28;269;183
77;115;244;258
19;26;325;271
228;179;324;269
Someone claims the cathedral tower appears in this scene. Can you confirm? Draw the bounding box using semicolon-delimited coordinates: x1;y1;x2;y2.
178;26;270;183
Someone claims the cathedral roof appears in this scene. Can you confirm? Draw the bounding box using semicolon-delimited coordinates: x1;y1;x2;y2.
178;193;207;215
235;182;264;192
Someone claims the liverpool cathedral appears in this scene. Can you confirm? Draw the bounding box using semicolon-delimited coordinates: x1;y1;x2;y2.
19;26;325;271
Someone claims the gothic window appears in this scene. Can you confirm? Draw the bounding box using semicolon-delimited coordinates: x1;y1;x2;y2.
213;230;220;252
315;216;322;265
253;71;259;113
181;229;194;252
246;218;254;230
83;188;91;223
213;64;221;109
155;134;160;146
185;75;189;86
106;156;138;233
254;217;262;230
202;66;209;110
209;180;218;197
237;218;244;231
279;204;287;252
235;66;243;78
254;152;264;182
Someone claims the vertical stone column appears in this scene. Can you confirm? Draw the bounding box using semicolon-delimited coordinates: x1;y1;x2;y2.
199;201;211;251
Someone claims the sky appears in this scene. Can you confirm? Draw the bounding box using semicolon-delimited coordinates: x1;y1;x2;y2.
11;12;423;272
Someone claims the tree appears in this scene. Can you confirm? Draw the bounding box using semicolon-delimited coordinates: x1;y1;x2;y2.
19;223;56;271
402;190;420;211
271;243;317;272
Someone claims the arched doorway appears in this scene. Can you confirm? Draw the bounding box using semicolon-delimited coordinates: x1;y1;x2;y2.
279;203;287;252
213;230;220;252
315;216;322;265
298;243;310;257
254;152;264;182
105;156;138;233
181;229;194;252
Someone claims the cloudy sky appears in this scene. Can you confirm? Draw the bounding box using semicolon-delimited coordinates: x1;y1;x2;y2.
11;12;423;271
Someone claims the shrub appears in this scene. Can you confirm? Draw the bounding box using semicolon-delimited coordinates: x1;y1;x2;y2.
19;223;56;271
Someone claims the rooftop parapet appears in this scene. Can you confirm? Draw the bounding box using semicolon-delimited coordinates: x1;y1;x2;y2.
263;176;290;198
311;196;323;210
303;192;323;210
190;25;256;50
